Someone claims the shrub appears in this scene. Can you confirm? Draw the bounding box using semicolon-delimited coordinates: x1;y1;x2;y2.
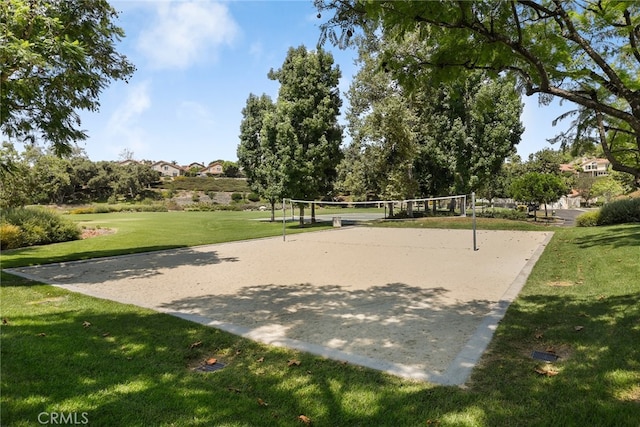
231;193;244;202
477;209;528;221
0;223;22;250
192;193;201;203
598;198;640;225
576;210;601;227
1;207;80;248
69;207;96;215
247;192;261;202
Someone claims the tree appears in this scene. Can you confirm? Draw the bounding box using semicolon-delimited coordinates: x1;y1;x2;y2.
237;93;281;221
525;149;568;175
0;142;31;208
1;0;135;155
574;174;598;206
510;172;567;219
316;0;640;183
341;34;523;208
591;176;625;203
266;46;343;224
222;161;240;178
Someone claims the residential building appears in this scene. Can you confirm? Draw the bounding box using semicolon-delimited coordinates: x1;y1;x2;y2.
579;157;610;177
152;161;184;177
202;161;224;175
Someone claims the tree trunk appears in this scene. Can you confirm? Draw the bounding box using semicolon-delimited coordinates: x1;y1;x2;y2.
311;203;316;224
407;200;413;217
299;204;305;226
388;202;394;218
270;201;276;222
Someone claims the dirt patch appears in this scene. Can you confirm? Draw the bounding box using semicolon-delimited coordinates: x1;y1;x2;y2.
81;228;116;239
547;281;575;287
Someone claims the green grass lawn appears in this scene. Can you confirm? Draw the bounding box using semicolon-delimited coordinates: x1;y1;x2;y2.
2;212;639;426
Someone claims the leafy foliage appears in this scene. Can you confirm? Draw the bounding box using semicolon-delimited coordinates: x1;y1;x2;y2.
268;46;343;204
598;197;640;225
0;207;80;249
576;210;601;227
0;145;162;207
316;0;640;182
510;172;567;217
339;35;523;200
1;0;135;155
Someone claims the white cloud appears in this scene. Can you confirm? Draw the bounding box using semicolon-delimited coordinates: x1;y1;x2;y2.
106;81;152;157
177;100;215;125
137;1;239;69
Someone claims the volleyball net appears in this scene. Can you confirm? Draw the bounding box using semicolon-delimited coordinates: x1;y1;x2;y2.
283;194;468;224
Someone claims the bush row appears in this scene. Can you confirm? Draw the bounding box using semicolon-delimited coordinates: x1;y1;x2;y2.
1;207;81;250
576;198;640;227
476;209;528;221
68;204;168;214
182;202;259;212
160;177;250;193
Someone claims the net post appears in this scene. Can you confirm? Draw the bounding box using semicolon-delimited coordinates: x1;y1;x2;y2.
282;198;286;241
472;192;478;251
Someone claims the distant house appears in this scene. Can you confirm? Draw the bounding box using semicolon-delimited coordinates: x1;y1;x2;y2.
118;159;139;166
152;161;184;177
202;161;224;175
186;162;205;170
579;158;610;177
559;163;577;174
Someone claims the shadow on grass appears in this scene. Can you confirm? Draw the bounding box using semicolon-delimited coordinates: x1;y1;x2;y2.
2;284;638;425
469;292;640;425
572;224;640;249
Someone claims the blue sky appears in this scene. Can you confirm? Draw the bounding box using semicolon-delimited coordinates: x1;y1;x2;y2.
76;0;569;165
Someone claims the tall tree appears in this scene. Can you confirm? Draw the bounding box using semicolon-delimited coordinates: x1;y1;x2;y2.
316;0;640;183
267;46;343;223
237;93;281;220
1;0;135;155
341;34;522;207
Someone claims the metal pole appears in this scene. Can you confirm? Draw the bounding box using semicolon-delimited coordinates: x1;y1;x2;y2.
472;192;478;251
282;198;286;241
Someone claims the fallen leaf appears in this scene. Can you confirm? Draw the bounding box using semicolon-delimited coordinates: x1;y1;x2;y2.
189;340;202;349
37;332;46;337
597;295;606;300
227;387;241;393
545;347;556;354
426;420;441;425
535;367;559;377
534;332;543;339
205;358;217;365
298;414;311;424
287;359;301;367
236;349;242;355
257;398;268;406
257;357;265;363
574;325;584;332
2;318;8;325
82;321;91;328
102;332;110;337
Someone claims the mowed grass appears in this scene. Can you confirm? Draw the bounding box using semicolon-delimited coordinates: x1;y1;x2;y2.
1;211;639;426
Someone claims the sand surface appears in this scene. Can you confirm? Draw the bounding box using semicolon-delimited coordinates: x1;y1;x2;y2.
7;227;553;384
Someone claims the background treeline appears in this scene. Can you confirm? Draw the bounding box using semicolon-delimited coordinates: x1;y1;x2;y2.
0;143;161;208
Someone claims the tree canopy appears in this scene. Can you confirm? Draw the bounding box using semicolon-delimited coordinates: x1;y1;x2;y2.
316;0;640;183
1;0;135;155
339;34;523;202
